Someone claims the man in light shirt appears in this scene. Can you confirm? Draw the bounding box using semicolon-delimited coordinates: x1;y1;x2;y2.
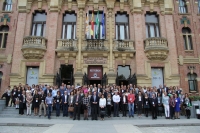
112;91;120;117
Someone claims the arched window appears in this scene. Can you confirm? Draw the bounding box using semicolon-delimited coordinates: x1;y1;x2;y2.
0;72;2;90
182;27;192;50
0;25;9;48
179;0;187;13
187;73;197;92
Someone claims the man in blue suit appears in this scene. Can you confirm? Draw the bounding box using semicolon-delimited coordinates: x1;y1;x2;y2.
62;91;68;117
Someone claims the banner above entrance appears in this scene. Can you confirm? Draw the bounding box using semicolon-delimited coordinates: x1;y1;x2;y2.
88;66;103;80
84;57;107;64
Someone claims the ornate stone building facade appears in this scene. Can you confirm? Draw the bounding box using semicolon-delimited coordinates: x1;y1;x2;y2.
1;0;198;95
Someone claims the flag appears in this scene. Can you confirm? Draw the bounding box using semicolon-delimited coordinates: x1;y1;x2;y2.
101;9;105;38
85;9;90;38
95;10;100;39
90;9;94;38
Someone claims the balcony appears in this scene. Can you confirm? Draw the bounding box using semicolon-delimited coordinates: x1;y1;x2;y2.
144;37;169;60
21;36;47;59
113;40;135;52
56;39;78;58
83;39;108;51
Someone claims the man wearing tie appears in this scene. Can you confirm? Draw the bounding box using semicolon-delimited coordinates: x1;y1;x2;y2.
62;91;68;117
90;91;99;120
151;94;158;120
157;85;163;96
73;91;82;120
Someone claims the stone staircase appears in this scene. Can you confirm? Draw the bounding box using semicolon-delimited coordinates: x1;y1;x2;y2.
0;99;6;113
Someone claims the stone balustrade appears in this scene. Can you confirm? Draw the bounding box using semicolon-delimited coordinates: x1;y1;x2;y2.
21;36;47;59
84;39;108;51
56;39;78;51
144;37;169;60
114;40;135;51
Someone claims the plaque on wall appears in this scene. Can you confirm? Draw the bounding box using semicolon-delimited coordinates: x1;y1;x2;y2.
88;66;103;80
84;57;107;64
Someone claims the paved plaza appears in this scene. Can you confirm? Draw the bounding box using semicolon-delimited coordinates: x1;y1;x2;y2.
0;118;200;133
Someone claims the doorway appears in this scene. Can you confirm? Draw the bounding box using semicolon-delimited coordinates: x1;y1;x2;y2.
118;80;129;86
60;65;74;85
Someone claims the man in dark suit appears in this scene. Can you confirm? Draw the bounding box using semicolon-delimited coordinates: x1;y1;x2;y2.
73;91;82;120
163;84;169;94
90;91;99;120
157;85;163;96
62;91;68;117
151;94;158;119
97;84;103;94
176;86;182;96
44;86;52;96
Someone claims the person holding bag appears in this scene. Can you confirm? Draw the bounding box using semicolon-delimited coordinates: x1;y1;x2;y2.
82;92;89;120
68;91;74;118
99;94;106;120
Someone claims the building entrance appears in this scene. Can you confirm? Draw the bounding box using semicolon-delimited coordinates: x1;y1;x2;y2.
89;80;102;86
60;65;74;85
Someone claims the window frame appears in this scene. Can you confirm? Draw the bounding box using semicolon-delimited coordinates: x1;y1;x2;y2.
188;73;198;92
62;12;77;40
198;0;200;13
31;12;47;37
0;26;9;48
182;28;193;50
3;0;12;11
179;0;187;13
145;13;160;38
115;13;129;40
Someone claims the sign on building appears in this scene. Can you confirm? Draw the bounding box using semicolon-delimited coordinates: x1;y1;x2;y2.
27;67;39;86
151;68;163;88
88;66;102;80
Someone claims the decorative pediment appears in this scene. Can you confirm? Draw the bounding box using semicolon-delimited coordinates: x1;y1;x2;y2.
77;0;87;9
180;16;190;27
105;0;115;9
1;14;10;25
18;0;65;13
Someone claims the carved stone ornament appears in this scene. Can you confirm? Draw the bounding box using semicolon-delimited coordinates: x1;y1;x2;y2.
144;37;169;60
21;36;47;59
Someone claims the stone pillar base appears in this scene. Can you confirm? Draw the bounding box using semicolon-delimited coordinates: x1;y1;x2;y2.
39;74;55;86
107;71;117;85
136;74;151;87
74;71;83;86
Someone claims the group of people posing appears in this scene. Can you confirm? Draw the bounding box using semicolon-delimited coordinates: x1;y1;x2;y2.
2;83;192;120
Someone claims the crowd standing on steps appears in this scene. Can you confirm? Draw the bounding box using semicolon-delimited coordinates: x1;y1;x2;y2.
1;83;192;120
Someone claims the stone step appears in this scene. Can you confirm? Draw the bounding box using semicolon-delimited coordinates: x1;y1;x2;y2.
0;100;6;104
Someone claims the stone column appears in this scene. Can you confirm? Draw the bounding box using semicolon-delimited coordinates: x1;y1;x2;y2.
74;8;84;86
107;8;116;84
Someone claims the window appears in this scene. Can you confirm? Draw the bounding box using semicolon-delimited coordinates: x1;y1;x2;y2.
87;11;105;39
62;13;76;39
115;14;129;40
182;27;193;50
0;72;2;90
145;13;160;38
0;25;9;48
3;0;12;11
198;0;200;13
179;0;187;13
31;12;46;37
188;73;197;92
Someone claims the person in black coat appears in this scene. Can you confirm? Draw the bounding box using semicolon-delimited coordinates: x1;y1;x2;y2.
62;91;69;117
73;91;82;120
54;91;62;117
90;91;99;120
19;91;26;115
136;91;144;117
151;94;158;119
44;86;52;96
122;93;128;117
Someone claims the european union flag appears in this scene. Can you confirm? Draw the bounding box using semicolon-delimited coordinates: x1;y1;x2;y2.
101;9;105;37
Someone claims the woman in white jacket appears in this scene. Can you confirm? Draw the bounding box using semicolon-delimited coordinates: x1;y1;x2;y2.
99;94;106;120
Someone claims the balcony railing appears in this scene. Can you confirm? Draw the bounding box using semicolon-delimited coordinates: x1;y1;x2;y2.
56;39;77;51
84;39;107;51
114;40;135;52
21;36;47;59
144;37;169;60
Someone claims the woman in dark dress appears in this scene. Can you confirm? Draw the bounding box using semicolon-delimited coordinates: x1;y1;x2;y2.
136;91;143;118
19;91;26;115
157;93;163;116
54;91;62;117
174;93;181;119
33;90;39;116
143;93;150;117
